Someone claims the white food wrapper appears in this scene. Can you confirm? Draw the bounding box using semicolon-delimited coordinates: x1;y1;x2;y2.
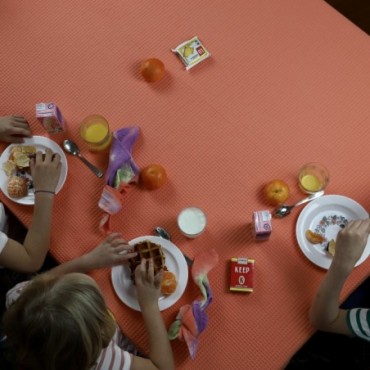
171;36;211;70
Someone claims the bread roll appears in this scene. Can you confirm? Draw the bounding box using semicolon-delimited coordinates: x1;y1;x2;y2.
7;176;28;198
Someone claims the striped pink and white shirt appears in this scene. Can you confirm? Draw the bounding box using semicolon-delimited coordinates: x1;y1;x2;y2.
6;282;133;370
0;230;9;256
347;308;370;341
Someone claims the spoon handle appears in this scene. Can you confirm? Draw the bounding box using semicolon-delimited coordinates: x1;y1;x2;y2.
294;190;324;207
77;154;104;178
154;228;193;267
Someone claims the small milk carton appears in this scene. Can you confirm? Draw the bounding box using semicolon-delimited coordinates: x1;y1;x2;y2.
229;257;255;293
252;210;272;240
36;102;65;134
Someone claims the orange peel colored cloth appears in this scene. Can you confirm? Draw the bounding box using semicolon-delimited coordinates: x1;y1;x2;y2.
98;126;140;233
168;248;219;359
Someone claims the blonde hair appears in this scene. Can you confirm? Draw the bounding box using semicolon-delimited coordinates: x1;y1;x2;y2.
3;273;116;370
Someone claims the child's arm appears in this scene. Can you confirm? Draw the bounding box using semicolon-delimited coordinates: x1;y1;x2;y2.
131;259;175;370
0;149;61;272
309;219;370;334
43;233;137;276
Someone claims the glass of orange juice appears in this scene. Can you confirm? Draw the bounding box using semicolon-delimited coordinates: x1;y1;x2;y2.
79;115;112;152
298;162;329;194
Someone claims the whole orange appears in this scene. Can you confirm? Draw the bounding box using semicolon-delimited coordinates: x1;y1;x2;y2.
140;58;165;82
140;164;167;190
264;179;290;206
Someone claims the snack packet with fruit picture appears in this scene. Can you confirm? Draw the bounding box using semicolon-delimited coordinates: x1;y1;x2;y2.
172;36;211;70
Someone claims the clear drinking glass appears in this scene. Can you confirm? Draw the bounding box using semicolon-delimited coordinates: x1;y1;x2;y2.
177;207;207;238
298;162;329;194
79;114;112;152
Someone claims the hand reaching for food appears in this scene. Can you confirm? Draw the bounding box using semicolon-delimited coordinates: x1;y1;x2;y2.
0;115;32;143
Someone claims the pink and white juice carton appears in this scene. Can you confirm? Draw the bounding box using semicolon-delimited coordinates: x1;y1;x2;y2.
36;102;66;134
252;210;272;240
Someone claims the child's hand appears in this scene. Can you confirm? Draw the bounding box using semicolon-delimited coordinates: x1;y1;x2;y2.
84;233;137;270
31;148;62;193
0;115;32;143
135;258;162;309
333;219;370;270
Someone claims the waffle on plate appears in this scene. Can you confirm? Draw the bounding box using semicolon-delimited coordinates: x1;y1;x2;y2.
128;240;166;283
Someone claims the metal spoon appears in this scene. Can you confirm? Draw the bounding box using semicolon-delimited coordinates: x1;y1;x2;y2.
63;140;103;178
154;226;193;267
274;190;325;218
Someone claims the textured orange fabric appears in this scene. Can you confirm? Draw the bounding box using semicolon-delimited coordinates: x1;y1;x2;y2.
1;0;370;369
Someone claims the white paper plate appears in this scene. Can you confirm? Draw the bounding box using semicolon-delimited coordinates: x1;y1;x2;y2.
111;235;189;311
296;195;370;269
0;136;68;205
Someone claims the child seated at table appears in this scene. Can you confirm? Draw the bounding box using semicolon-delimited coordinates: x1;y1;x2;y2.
0;114;32;234
0;147;61;273
309;219;370;340
1;233;175;370
0;113;61;274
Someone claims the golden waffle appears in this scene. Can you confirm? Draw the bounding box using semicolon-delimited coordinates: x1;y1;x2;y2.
128;240;166;282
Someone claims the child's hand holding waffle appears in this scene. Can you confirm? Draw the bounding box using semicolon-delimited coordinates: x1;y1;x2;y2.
128;240;178;297
135;258;163;309
83;233;138;270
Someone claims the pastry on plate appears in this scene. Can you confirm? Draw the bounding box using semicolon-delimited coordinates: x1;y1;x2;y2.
7;176;28;198
327;239;336;256
9;145;37;160
10;145;36;166
2;160;16;177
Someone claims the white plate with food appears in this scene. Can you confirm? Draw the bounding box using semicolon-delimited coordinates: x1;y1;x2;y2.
296;195;370;269
111;235;189;311
0;136;68;205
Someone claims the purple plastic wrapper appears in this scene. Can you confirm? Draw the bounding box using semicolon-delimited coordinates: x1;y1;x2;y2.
98;126;140;233
105;126;140;187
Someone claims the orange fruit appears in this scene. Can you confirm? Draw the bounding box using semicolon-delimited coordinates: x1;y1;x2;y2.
263;179;290;206
161;271;177;296
140;164;167;190
305;230;326;244
140;58;165;82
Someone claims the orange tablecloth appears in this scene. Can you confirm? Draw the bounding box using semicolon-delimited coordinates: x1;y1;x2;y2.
1;1;370;369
